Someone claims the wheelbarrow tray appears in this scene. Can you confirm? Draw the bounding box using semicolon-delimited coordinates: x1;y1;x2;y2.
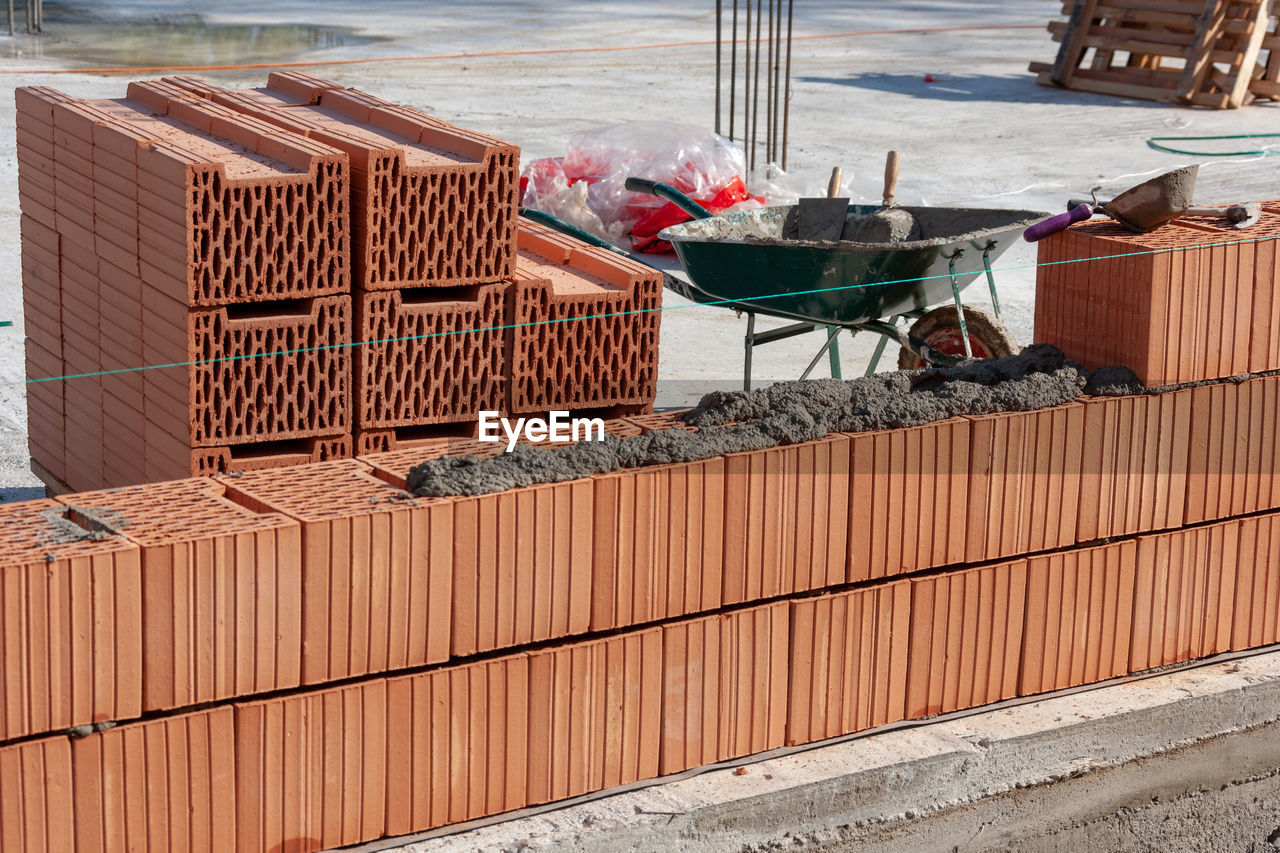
658;204;1047;326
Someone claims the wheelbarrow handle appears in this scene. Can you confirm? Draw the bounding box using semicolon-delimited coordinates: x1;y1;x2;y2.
518;207;627;254
624;177;715;220
1023;203;1094;242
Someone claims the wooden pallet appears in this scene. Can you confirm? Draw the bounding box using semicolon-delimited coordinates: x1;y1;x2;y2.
1030;0;1278;108
1253;15;1280;98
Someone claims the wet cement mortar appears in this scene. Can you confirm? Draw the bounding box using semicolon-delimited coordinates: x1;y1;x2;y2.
408;344;1135;498
673;205;1045;249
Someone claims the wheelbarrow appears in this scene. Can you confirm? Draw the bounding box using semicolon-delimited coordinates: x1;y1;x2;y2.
521;178;1048;389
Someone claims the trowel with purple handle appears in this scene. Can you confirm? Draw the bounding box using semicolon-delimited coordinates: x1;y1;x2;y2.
1022;203;1094;242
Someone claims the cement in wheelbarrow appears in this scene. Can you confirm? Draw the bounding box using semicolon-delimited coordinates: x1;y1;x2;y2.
659;205;1048;326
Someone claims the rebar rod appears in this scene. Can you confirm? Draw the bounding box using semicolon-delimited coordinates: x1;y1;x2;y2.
743;0;752;162
729;0;738;139
750;0;763;172
715;0;722;134
778;0;788;169
765;0;774;163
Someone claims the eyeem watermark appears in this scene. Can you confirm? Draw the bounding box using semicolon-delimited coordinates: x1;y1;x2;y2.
477;410;606;452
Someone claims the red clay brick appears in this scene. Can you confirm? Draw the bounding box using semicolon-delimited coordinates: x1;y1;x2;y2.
356;283;510;429
1035;212;1280;385
1020;539;1136;695
71;706;236;853
510;221;662;413
164;72;519;290
56;478;302;711
0;735;73;853
659;602;789;774
0;499;141;741
787;579;910;745
526;628;662;805
26;85;349;307
905;560;1027;718
590;458;726;632
196;433;353;476
234;680;386;853
384;653;531;834
1130;520;1240;671
142;295;352;448
219;460;453;683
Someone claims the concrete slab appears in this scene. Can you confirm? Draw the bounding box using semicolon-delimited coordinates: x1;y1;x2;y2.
363;647;1280;852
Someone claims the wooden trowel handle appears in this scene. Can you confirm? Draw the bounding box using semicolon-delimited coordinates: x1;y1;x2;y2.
883;151;900;207
827;166;843;200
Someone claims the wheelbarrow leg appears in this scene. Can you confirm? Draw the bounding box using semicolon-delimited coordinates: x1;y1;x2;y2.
982;244;1001;320
825;326;842;379
800;325;843;381
947;253;974;359
744;312;756;391
864;316;895;376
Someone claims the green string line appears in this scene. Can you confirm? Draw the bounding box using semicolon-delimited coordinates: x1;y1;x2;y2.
11;231;1280;388
1148;133;1280;157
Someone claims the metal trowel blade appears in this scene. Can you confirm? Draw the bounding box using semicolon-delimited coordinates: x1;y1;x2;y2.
797;197;851;241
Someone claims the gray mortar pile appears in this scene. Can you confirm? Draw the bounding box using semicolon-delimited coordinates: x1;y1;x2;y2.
408;344;1120;498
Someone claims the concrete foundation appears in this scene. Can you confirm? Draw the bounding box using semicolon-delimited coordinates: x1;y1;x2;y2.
367;648;1280;852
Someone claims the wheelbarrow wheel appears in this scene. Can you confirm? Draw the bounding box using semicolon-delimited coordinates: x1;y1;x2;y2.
897;306;1018;370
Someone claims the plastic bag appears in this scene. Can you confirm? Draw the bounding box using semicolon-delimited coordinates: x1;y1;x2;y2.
520;121;759;252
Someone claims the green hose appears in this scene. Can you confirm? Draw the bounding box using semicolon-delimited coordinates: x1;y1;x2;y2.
1148;133;1280;157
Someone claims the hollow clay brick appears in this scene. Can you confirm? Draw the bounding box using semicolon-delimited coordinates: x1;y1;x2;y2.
234;680;387;853
354;426;492;460
357;440;507;489
509;221;662;413
198;433;354;476
905;560;1027;718
143;295;352;449
1130;520;1240;672
1232;514;1280;651
356;283;510;428
590;458;725;632
659;602;789;775
33;83;351;307
56;478;302;711
164;73;518;290
0;735;73;853
23;235;67;488
787;580;910;745
526;628;662;804
1020;539;1136;695
70;705;236;853
1035;211;1280;385
0;499;141;741
384;653;532;835
218;460;453;683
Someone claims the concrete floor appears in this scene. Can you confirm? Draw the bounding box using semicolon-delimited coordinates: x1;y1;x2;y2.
1;0;1277;496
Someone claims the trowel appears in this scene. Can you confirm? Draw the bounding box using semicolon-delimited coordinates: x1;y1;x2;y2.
1024;165;1200;241
1065;198;1261;229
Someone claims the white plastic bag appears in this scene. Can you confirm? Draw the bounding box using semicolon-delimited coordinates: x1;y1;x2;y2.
521;121;751;247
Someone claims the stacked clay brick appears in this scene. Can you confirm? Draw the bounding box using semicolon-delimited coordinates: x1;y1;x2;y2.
1034;202;1280;385
17;79;355;491
160;72;661;456
4;367;1280;851
18;71;663;491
